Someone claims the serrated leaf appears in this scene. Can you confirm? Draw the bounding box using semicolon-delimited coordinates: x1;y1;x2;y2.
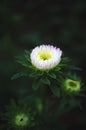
32;82;40;90
25;50;31;62
25;50;30;55
49;73;56;79
62;57;70;63
40;77;50;85
16;55;30;68
70;66;82;71
29;71;43;77
54;66;61;71
11;72;28;80
50;85;60;97
17;60;29;68
29;72;37;77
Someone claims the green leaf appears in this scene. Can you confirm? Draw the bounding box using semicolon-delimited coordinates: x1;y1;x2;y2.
29;71;44;77
11;72;28;80
40;77;50;85
69;66;82;71
61;57;70;63
25;50;30;56
25;50;31;62
50;85;60;97
16;55;30;68
49;73;56;79
32;81;40;90
54;66;61;71
56;99;67;116
17;60;29;68
66;98;82;110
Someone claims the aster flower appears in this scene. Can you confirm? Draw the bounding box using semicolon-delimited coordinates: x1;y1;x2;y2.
30;45;62;70
12;44;70;80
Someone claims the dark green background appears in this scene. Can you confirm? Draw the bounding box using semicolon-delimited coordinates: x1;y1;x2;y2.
0;0;86;129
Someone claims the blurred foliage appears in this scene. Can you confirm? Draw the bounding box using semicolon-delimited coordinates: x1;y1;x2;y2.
0;0;86;129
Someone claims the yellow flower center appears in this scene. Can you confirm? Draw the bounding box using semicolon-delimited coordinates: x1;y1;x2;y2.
39;51;52;60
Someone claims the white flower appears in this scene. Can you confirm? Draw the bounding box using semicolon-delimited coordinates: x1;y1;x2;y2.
30;45;62;70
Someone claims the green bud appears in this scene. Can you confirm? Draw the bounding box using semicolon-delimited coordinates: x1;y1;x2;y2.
62;78;81;95
14;113;29;127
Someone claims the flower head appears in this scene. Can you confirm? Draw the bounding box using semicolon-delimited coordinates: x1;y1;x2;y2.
2;101;35;129
61;73;82;96
30;45;62;70
14;113;29;127
64;79;81;94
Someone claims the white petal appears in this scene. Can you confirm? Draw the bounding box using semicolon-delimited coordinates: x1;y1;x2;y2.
30;45;62;70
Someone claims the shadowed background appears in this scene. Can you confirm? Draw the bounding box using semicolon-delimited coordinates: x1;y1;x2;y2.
0;0;86;129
